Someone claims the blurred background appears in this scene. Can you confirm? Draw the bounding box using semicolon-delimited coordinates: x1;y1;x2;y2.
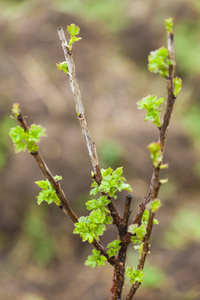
0;0;200;299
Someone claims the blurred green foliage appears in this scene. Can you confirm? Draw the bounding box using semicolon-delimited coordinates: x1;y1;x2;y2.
164;206;200;249
0;115;15;170
142;263;165;288
182;105;200;145
22;205;55;267
98;139;123;168
175;20;200;75
54;0;130;31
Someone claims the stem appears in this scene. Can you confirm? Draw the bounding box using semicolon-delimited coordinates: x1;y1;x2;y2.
57;26;122;227
15;111;116;266
126;29;176;300
110;195;132;300
58;27;102;184
133;31;175;227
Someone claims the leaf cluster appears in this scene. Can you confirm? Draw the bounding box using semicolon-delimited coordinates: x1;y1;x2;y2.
84;249;107;268
9;124;46;153
128;205;160;257
165;18;173;34
137;95;164;127
90;167;132;199
73;194;112;243
35;175;62;206
74;167;132;266
106;239;121;258
67;23;82;49
148;46;173;77
126;266;145;284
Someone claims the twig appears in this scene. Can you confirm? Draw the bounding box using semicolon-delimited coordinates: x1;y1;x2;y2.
110;195;132;300
57;26;123;227
57;27;102;184
133;31;175;228
126;28;176;300
16;111;116;266
126;211;155;300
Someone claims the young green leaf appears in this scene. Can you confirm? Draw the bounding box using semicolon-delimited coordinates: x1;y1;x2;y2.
165;18;173;34
148;47;173;77
57;62;69;74
126;266;145;284
148;142;162;167
35;176;62;206
136;224;147;241
173;77;182;96
11;103;20;117
84;249;107;268
106;240;121;258
66;24;82;49
128;224;138;235
73;216;106;243
67;23;80;36
137;95;164;127
9;123;46;153
29;124;46;142
149;199;162;213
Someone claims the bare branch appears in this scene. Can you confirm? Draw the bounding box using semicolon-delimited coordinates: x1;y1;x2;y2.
57;26;122;227
57;27;102;184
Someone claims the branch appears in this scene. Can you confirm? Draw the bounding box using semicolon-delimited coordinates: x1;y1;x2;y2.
15;111;116;266
109;195;132;300
126;26;176;300
57;26;123;227
126;211;155;300
133;30;175;228
57;27;102;184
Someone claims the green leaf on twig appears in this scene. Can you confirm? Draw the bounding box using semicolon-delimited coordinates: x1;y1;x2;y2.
85;249;107;268
67;24;82;49
106;240;121;258
11;103;20;117
35;175;62;206
57;62;69;74
9;124;46;153
173;77;182;96
137;95;164;127
148;142;162;168
126;266;145;284
73;216;106;243
165;18;173;34
148;46;173;77
149;199;162;213
90;167;132;199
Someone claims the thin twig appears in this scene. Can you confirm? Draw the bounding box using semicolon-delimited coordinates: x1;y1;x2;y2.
126;28;176;300
57;26;122;226
58;27;102;184
15;111;116;266
133;31;175;228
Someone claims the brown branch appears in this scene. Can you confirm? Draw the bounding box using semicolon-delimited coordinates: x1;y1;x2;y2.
126;211;155;300
126;28;176;300
15;110;116;266
57;26;122;227
133;31;175;228
109;195;132;300
57;26;102;184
